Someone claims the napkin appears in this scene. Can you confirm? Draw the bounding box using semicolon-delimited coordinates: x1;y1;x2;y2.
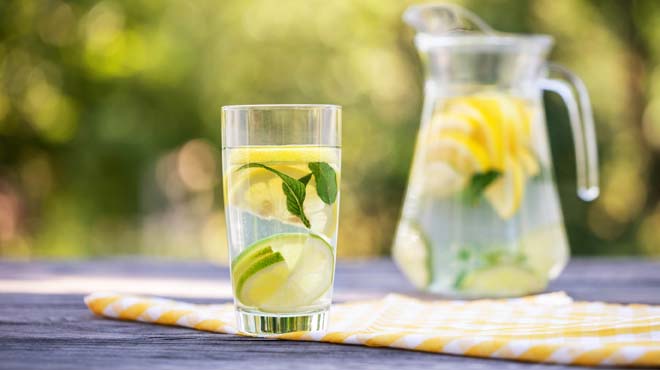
85;292;660;367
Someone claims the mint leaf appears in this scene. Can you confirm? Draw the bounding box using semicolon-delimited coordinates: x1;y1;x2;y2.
453;269;468;289
457;249;471;261
308;162;337;204
298;173;312;186
237;163;311;228
461;170;501;206
282;180;310;228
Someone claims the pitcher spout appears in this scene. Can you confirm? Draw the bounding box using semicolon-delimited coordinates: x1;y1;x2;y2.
403;3;495;35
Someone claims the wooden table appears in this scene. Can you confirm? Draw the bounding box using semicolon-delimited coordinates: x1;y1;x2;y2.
1;258;659;370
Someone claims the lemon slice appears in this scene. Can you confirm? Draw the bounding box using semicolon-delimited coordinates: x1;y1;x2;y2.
444;94;535;171
431;111;478;135
485;157;525;219
495;95;528;156
459;264;546;297
227;146;339;166
234;233;334;312
514;98;533;140
227;164;334;234
446;96;505;170
422;162;467;198
426;131;490;174
424;93;535;218
392;222;431;289
519;147;540;177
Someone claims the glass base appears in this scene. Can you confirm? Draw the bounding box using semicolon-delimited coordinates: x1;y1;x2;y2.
236;308;328;336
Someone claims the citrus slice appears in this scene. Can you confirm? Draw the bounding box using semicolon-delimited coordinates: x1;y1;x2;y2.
231;245;274;280
234;233;334;312
519;147;540;177
431;111;478;135
444;93;535;171
494;94;528;156
227;164;334;234
520;224;569;279
236;252;288;307
422;93;535;217
459;264;546;297
426;131;490;174
392;222;432;289
422;162;467;198
445;96;505;170
514;98;533;140
227;146;339;166
485;157;525;219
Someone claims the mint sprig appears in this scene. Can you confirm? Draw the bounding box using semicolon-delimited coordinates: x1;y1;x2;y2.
298;173;312;186
461;170;501;205
308;162;338;204
236;162;338;229
238;163;311;228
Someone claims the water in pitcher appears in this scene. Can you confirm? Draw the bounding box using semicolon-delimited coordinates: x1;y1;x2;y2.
393;92;569;297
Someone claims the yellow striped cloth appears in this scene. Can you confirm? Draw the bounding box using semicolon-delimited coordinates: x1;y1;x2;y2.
85;292;660;367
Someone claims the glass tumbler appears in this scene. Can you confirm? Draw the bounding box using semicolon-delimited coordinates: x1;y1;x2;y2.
222;105;341;335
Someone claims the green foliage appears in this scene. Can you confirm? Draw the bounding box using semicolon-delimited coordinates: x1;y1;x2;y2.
1;0;660;260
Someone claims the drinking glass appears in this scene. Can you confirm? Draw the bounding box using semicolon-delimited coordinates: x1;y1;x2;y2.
222;104;341;335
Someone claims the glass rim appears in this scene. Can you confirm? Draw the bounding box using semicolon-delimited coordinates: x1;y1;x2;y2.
222;104;341;111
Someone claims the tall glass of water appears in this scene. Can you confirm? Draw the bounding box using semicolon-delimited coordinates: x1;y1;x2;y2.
222;105;341;335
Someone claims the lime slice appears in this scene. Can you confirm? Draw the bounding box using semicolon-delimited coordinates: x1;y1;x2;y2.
392;222;432;289
520;224;569;279
234;233;334;312
231;245;274;281
236;252;288;307
459;264;546;297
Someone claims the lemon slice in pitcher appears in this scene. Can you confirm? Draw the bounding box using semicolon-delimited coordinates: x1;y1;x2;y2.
519;147;540;177
485;157;525;219
426;131;491;174
443;93;536;170
234;233;334;312
445;96;505;170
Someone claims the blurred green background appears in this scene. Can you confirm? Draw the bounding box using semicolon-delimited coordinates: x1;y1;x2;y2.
1;0;659;263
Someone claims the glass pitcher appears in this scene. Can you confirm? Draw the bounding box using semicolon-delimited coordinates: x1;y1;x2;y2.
393;4;599;297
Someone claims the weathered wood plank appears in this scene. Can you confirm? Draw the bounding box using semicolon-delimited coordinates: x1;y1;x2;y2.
0;258;658;370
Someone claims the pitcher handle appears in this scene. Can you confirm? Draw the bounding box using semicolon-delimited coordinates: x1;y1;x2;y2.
540;63;599;201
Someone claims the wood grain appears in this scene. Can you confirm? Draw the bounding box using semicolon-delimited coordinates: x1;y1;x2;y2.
1;258;659;370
